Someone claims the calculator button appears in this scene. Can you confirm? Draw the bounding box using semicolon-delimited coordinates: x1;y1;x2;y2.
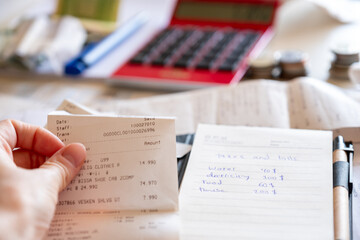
196;60;213;70
247;32;260;41
218;37;231;45
242;34;254;42
140;45;155;53
181;52;195;59
198;37;210;44
224;58;237;65
224;31;236;38
158;51;172;60
190;42;204;51
151;53;173;66
174;38;187;46
174;59;190;68
217;56;240;71
181;54;194;61
231;47;246;55
208;48;222;56
174;55;193;66
130;53;148;64
202;31;214;38
151;58;166;66
202;55;216;63
208;48;223;58
233;44;249;56
162;49;176;58
130;58;144;64
210;46;223;53
203;52;218;60
159;28;174;36
226;53;241;62
211;42;227;53
218;63;234;71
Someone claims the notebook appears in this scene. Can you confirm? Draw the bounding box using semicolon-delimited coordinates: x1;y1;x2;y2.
112;0;280;89
179;124;333;240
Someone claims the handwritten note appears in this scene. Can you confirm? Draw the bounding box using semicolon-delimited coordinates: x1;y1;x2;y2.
179;124;333;240
46;112;179;240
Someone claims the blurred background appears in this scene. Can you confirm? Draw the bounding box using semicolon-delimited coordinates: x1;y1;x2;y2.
0;0;360;84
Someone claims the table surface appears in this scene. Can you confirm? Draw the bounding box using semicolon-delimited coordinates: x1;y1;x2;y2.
1;2;360;239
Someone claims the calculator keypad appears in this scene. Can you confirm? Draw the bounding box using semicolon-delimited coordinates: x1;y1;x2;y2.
130;27;259;72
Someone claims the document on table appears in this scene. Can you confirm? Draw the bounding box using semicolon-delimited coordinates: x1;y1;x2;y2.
45;112;179;240
0;93;53;126
179;124;333;240
88;77;360;134
2;77;360;134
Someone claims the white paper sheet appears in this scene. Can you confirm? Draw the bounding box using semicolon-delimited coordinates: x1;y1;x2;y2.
179;124;333;240
2;77;360;134
89;78;360;134
0;93;52;126
45;112;179;240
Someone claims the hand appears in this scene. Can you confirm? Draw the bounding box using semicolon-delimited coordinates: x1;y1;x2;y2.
0;119;86;240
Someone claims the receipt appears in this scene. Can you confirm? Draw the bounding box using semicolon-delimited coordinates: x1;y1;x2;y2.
47;210;179;240
45;112;179;240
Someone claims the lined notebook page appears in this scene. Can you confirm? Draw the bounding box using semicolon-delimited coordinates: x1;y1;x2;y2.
179;124;333;240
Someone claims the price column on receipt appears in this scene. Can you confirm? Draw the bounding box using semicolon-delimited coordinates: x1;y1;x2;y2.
47;112;178;212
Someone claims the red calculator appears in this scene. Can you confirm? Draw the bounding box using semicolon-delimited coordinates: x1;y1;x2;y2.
112;0;280;89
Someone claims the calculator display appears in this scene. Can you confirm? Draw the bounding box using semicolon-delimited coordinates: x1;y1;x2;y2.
175;1;274;24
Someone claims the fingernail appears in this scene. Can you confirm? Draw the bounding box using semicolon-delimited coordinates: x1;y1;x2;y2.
61;143;86;168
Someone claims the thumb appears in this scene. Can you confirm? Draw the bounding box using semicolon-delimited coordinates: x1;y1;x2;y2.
40;143;86;193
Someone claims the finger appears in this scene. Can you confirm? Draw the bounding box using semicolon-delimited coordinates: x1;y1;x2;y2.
39;143;86;192
0;119;64;157
0;150;15;168
12;149;47;169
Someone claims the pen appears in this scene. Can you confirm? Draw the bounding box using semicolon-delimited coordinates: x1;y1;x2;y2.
333;135;353;240
65;12;148;75
177;133;194;189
